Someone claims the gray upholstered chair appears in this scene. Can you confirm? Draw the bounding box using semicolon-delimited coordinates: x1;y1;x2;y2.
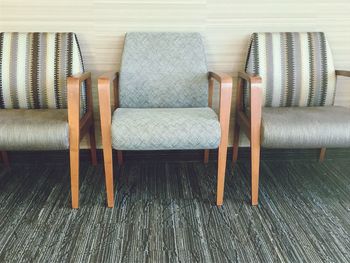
98;32;233;207
0;32;97;208
232;32;350;205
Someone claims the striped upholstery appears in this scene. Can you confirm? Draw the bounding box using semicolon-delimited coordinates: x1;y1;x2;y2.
0;32;87;114
244;32;336;108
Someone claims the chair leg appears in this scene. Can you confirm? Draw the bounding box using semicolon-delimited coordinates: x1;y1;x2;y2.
204;150;209;164
217;143;229;206
89;126;97;166
319;148;326;162
251;133;261;206
69;141;80;209
117;150;123;166
103;147;114;207
1;151;10;167
232;122;240;166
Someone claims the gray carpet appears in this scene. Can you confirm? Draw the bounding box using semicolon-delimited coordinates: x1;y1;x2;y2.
0;150;350;262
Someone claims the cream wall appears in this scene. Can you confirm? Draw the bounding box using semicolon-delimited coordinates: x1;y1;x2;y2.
1;0;350;147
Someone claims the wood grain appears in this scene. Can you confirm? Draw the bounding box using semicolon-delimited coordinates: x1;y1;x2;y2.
209;72;232;206
98;72;118;208
67;72;96;208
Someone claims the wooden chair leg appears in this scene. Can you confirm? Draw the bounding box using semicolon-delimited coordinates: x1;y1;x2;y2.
217;143;229;206
251;133;260;205
69;140;80;209
117;150;123;166
103;146;114;207
89;126;97;166
232;122;240;166
204;149;209;164
319;148;326;162
1;151;10;167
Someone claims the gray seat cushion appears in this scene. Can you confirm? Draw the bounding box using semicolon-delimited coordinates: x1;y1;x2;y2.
112;108;221;150
0;109;69;150
261;106;350;148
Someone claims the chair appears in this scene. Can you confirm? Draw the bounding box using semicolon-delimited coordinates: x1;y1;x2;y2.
0;32;97;208
232;32;350;205
98;32;233;207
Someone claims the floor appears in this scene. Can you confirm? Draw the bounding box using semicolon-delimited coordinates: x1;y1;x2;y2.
0;149;350;263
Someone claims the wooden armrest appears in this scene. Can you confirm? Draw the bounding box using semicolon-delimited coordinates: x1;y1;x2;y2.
67;71;93;144
67;71;92;119
235;71;262;135
336;70;350;77
68;72;91;83
208;71;233;103
98;71;119;110
237;71;262;107
238;71;262;84
99;71;119;81
209;71;232;85
208;72;233;140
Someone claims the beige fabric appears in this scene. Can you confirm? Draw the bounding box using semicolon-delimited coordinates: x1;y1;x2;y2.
244;32;336;108
261;106;350;148
0;32;87;115
0;109;69;150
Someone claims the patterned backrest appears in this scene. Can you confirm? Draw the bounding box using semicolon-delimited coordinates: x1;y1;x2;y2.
119;32;209;108
244;32;336;108
0;32;86;112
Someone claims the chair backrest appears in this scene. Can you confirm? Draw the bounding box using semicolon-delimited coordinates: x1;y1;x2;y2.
0;32;86;111
119;32;209;108
244;32;336;108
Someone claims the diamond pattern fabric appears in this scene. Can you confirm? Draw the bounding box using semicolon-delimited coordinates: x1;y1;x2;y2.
111;108;221;150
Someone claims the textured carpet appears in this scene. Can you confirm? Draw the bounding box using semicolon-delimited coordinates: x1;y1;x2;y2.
0;150;350;262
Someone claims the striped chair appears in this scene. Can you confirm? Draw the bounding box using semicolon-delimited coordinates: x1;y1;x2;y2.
233;32;350;205
0;32;96;208
98;32;233;207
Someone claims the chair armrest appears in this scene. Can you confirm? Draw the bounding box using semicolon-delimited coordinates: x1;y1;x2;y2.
238;71;262;84
237;71;262;112
235;71;262;140
209;71;232;84
208;72;233;115
99;71;119;81
69;72;91;82
208;71;233;145
67;72;93;144
336;70;350;77
67;71;92;123
98;71;118;153
98;71;118;123
98;72;119;110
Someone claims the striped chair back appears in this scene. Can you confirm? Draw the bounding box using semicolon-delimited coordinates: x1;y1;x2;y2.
0;32;86;112
244;32;336;108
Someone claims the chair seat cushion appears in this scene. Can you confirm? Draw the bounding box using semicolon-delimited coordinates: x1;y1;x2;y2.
0;109;69;150
111;108;221;150
261;106;350;148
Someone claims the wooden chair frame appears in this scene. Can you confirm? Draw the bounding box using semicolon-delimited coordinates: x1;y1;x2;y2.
98;71;232;207
232;70;350;206
0;72;97;209
67;72;97;208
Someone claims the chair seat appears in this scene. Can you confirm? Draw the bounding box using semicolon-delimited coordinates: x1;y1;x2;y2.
111;107;221;150
261;106;350;148
0;109;69;151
